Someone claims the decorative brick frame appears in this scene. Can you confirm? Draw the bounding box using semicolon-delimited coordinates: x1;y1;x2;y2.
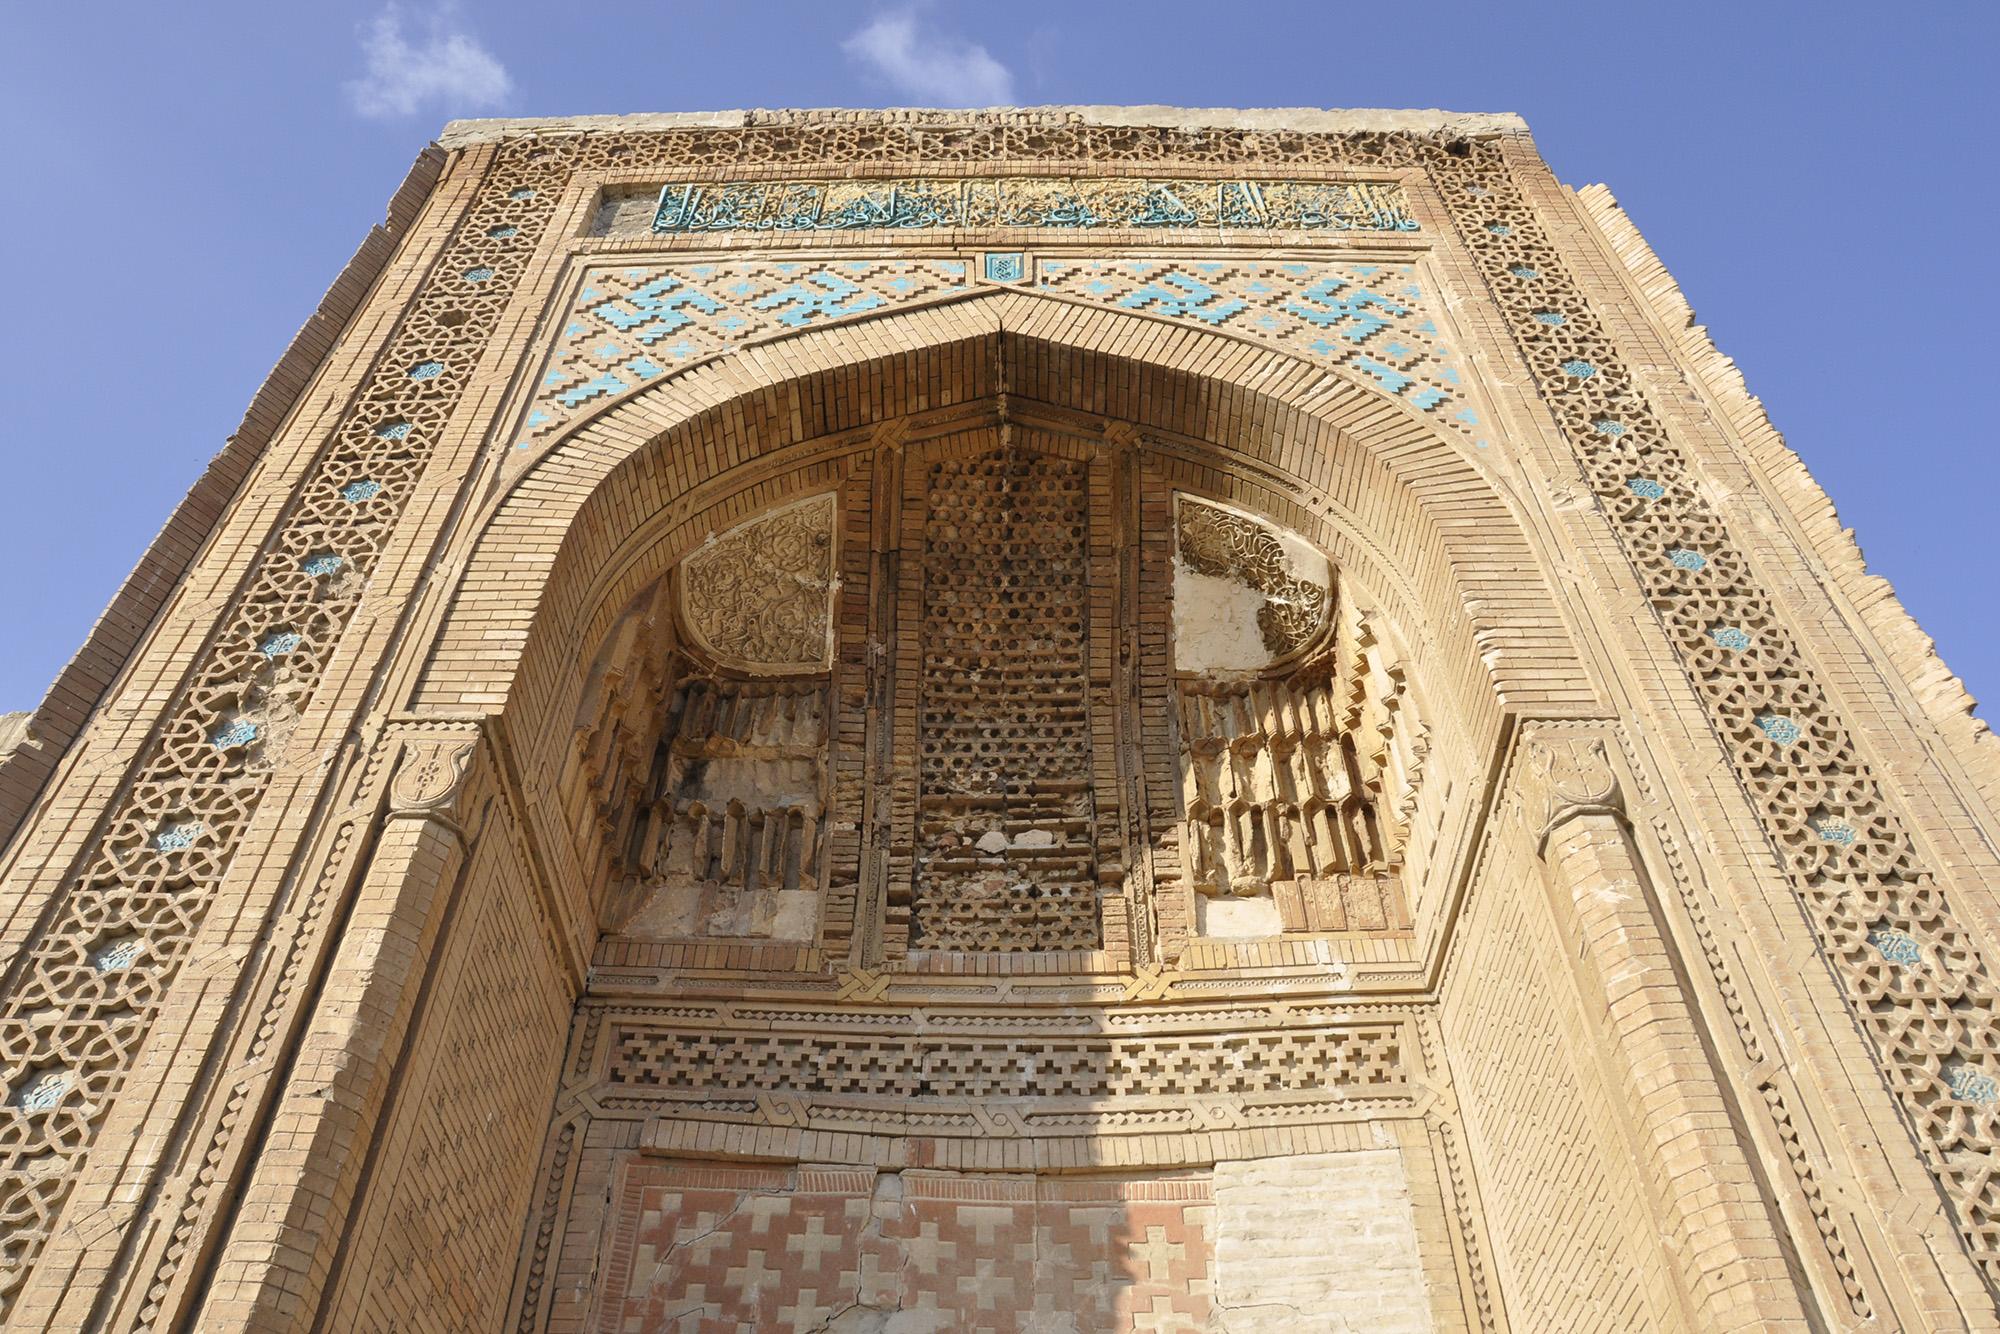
3;108;1998;1331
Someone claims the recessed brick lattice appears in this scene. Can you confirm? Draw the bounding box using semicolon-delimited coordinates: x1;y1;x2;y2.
608;1022;1404;1100
911;445;1102;952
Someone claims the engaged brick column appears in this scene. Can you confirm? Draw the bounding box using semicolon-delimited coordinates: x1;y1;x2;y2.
1524;731;1813;1331
194;737;477;1333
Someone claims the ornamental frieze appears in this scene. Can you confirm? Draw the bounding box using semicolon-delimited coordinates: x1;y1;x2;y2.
643;175;1419;235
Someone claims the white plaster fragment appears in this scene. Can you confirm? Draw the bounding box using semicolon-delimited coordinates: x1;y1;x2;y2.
1197;894;1284;938
1171;499;1332;672
1173;564;1277;673
769;889;820;942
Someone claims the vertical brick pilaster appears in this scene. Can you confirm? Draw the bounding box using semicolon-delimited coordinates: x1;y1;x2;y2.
194;780;473;1332
1539;805;1812;1330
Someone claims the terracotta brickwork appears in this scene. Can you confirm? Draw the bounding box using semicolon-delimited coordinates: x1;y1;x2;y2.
584;1153;1439;1333
3;105;1999;1332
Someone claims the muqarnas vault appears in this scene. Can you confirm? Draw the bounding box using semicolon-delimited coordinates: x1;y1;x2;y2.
2;106;1999;1333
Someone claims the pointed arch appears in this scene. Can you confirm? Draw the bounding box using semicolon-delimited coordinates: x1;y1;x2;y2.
411;290;1596;796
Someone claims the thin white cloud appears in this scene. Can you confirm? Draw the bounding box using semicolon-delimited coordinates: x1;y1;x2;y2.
345;5;512;120
841;9;1016;107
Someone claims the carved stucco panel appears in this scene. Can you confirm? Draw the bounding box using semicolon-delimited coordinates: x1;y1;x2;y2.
1172;495;1332;672
678;494;837;674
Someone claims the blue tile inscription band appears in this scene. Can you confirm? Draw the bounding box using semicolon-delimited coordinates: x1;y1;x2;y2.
653;177;1419;235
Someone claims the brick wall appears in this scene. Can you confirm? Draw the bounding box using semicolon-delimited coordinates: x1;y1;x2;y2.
1440;829;1685;1329
320;795;574;1330
574;1149;1451;1333
9;107;2000;1332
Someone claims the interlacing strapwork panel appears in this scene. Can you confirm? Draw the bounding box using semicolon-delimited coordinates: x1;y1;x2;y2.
911;446;1103;952
1440;142;2000;1277
0;143;567;1315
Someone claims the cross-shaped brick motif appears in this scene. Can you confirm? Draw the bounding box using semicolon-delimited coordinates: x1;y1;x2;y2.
1128;1224;1186;1283
597;1162;1217;1332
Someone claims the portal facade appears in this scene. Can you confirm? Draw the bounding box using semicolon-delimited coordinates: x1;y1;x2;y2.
2;107;1998;1332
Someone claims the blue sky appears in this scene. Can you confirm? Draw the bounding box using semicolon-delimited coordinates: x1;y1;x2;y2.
4;2;1995;719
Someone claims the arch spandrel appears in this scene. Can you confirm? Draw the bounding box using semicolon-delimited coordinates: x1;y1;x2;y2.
503;254;1497;461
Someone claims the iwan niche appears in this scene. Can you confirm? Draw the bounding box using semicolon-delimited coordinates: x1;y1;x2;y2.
4;107;1995;1334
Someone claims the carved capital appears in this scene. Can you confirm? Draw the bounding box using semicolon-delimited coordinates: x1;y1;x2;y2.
386;736;477;836
1521;731;1625;854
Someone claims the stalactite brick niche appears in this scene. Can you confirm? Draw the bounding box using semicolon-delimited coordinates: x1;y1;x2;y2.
2;106;1997;1333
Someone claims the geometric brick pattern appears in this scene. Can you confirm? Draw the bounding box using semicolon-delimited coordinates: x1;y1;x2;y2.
0;140;567;1322
511;258;1482;457
594;1162;1215;1334
1449;137;2000;1286
912;445;1102;951
10;106;1998;1334
1038;259;1484;444
608;1022;1406;1100
468;113;1998;1318
511;261;970;451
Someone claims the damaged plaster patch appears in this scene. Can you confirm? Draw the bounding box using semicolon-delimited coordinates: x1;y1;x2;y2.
1196;892;1285;938
1213;1151;1433;1333
1172;496;1333;672
1173;564;1281;673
